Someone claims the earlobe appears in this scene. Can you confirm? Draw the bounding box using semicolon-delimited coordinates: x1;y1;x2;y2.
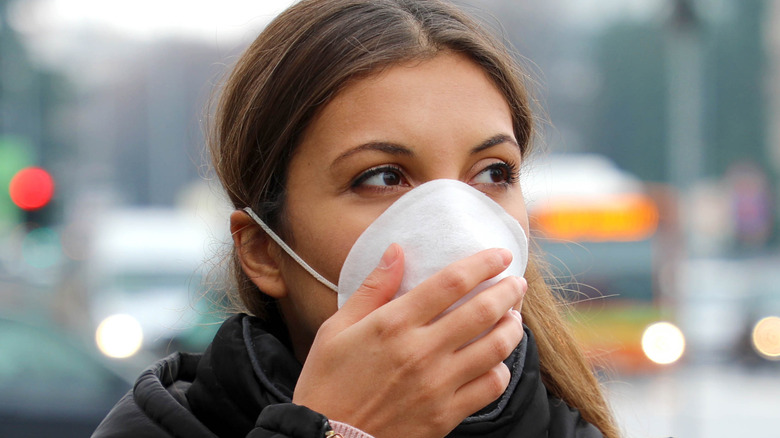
230;210;288;299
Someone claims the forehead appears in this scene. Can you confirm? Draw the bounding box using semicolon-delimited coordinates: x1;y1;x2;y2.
299;52;513;157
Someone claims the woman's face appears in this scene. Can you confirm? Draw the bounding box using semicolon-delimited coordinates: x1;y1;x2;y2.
277;52;529;357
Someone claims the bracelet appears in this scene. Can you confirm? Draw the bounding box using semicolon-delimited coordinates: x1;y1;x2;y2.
328;420;375;438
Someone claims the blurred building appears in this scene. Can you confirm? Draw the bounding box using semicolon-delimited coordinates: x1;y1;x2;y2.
68;40;224;207
766;0;780;237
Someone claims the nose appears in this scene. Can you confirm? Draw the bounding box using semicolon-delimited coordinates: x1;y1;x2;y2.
414;154;466;187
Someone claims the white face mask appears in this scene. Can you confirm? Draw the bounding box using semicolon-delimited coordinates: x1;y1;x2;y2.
243;179;528;314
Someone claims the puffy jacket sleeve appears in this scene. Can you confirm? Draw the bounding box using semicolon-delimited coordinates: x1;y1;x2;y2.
247;404;332;438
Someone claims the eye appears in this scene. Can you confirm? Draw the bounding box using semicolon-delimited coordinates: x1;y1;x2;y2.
472;162;519;185
352;165;407;188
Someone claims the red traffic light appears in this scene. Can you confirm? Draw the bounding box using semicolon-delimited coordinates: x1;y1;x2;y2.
9;167;55;211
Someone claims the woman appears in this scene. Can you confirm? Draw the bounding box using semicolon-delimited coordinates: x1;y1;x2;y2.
93;0;619;437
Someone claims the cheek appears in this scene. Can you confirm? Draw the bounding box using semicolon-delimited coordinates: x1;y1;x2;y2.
286;202;381;285
504;196;530;238
515;207;530;237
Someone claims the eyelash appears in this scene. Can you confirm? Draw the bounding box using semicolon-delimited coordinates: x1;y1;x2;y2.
483;161;520;188
350;165;405;189
350;161;520;190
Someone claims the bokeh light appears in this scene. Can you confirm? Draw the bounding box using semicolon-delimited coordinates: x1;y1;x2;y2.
95;314;144;359
642;321;685;365
751;316;780;360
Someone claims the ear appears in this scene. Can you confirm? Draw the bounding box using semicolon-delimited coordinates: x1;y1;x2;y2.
230;210;288;299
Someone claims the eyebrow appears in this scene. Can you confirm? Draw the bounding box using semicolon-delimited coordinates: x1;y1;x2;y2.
331;142;414;168
331;133;519;168
471;134;520;154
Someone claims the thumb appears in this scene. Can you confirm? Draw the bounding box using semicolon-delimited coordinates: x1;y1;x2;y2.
337;243;404;324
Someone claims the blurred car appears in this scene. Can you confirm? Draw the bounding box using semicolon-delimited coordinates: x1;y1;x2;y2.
677;258;748;362
86;208;222;359
0;316;131;437
680;255;780;365
737;255;780;364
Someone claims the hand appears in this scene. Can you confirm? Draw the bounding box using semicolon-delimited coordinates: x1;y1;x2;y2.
292;244;527;438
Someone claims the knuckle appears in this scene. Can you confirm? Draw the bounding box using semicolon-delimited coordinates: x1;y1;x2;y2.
416;380;439;404
486;332;513;360
471;297;499;326
372;312;407;340
359;272;384;293
476;291;509;324
423;406;455;436
485;366;509;399
509;276;524;300
379;336;426;374
397;348;427;373
429;413;450;434
316;317;338;337
438;269;469;293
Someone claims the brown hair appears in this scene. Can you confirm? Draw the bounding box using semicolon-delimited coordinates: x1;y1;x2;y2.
209;0;618;436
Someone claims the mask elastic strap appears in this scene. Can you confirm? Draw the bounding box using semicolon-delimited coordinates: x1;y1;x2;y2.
242;207;338;292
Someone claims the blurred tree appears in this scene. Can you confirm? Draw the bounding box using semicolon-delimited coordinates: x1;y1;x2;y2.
0;137;32;227
588;22;668;182
586;1;768;181
705;0;767;175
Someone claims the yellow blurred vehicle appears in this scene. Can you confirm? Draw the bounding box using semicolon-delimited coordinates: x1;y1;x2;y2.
525;154;683;374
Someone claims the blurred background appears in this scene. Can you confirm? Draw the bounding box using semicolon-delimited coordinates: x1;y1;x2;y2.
1;0;778;436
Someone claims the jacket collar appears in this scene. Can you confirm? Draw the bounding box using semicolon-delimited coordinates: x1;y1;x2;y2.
187;313;531;436
187;314;301;437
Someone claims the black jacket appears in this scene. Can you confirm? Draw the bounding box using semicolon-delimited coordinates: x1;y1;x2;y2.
93;314;602;438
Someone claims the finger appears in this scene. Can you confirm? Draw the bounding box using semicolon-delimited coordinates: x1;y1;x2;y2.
449;310;524;385
335;243;405;327
513;277;528;312
452;362;512;418
393;248;512;326
432;275;524;350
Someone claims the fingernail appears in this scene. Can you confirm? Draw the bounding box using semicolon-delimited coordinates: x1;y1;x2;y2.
511;309;522;323
379;243;399;269
519;277;528;294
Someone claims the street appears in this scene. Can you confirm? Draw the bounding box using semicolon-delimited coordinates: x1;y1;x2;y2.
607;362;780;438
